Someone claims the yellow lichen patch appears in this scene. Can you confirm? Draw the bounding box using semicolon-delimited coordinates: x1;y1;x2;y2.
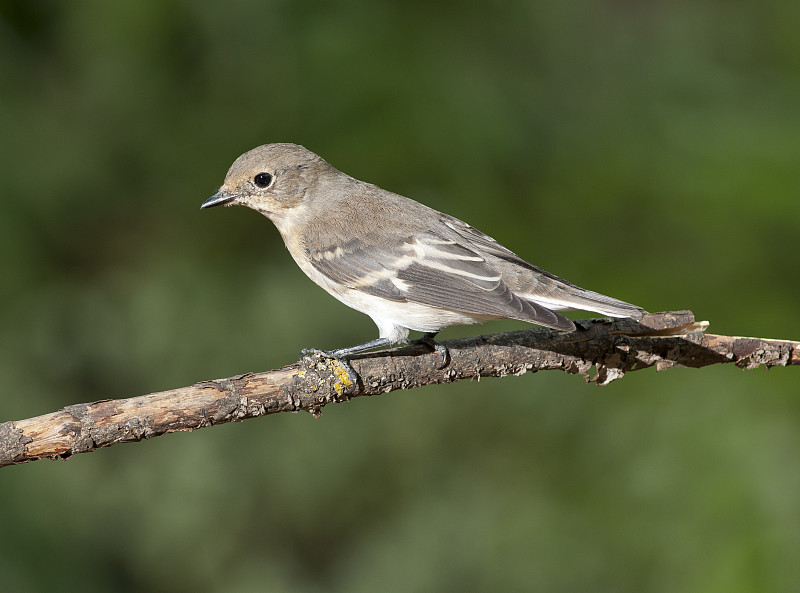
329;359;355;396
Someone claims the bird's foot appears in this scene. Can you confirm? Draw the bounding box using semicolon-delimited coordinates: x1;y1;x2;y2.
300;348;359;396
412;333;450;369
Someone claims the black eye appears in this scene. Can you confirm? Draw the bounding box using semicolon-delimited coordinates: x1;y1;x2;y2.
254;172;273;188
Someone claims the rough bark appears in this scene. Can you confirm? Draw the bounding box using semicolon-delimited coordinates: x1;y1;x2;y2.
1;311;797;468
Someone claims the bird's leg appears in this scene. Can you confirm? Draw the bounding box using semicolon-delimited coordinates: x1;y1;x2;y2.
411;332;450;369
330;338;398;358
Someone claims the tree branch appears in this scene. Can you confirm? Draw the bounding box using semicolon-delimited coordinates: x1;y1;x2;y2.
1;311;797;468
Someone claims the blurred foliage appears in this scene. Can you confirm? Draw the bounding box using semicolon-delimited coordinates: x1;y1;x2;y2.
1;1;799;591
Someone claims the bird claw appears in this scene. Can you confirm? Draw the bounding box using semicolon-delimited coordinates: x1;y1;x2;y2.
413;335;450;369
433;342;450;369
300;348;359;393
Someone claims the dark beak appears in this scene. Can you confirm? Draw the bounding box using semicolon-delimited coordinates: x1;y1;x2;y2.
201;191;236;209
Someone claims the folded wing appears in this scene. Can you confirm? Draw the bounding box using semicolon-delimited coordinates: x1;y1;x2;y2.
307;233;575;331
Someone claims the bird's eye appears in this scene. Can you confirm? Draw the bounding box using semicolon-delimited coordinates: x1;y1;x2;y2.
254;172;273;188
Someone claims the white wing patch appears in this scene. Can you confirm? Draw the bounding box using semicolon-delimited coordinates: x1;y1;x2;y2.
390;277;410;292
408;236;502;284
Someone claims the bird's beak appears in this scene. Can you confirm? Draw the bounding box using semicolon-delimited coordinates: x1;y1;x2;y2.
201;190;236;209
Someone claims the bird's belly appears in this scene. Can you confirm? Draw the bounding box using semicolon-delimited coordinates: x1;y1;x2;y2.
338;290;492;333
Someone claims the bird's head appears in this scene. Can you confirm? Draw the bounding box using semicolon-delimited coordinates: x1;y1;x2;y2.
201;143;333;221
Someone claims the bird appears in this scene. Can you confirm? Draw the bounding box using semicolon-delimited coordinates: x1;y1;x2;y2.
201;143;646;370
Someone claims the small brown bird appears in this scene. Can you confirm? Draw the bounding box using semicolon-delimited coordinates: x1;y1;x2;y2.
202;143;645;365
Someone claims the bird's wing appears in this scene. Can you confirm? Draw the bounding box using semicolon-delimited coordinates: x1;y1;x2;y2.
307;233;574;330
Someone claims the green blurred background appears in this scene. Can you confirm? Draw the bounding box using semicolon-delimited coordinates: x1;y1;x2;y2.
1;1;799;591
